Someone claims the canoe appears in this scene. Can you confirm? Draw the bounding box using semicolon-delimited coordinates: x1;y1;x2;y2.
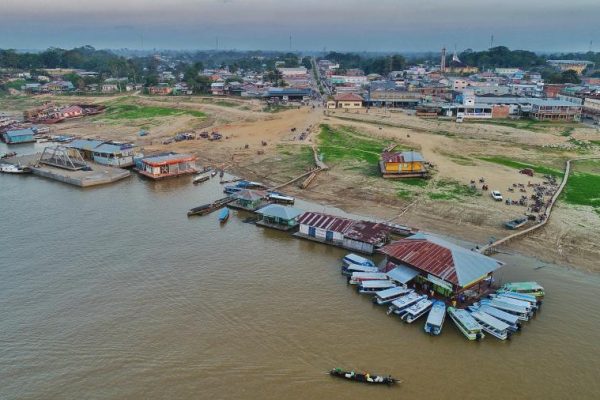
193;175;210;184
505;217;528;230
329;368;397;385
218;207;229;222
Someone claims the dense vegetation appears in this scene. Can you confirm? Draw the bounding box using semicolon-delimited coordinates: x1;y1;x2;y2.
319;52;406;75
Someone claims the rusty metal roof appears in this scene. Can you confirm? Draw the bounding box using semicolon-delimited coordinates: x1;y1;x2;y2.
378;233;503;288
343;220;391;245
297;212;354;233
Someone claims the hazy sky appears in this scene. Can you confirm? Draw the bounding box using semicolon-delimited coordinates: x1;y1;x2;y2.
1;0;599;52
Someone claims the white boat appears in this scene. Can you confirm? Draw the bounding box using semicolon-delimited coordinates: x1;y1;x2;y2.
470;310;512;340
469;304;521;333
193;174;210;184
358;280;396;294
342;253;375;268
424;300;446;335
372;286;413;305
0;164;30;174
387;292;427;316
266;192;295;205
398;299;433;323
490;294;537;313
341;264;379;277
348;272;388;285
447;307;485;341
480;299;531;321
496;290;541;306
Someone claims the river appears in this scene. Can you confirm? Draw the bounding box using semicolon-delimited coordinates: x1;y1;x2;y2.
1;141;599;399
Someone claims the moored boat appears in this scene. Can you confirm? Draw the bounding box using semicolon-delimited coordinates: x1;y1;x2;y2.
424;300;446;335
496;290;542;306
348;272;388;285
398;298;433;323
358;280;396;294
218;207;229;223
329;368;397;385
372;286;413;305
468;304;521;333
489;294;537;313
266;192;295;205
0;164;31;174
342;253;375;268
447;307;484;341
387;292;427;316
500;281;545;299
341;263;379;277
193;174;210;184
504;216;528;230
470;310;512;340
480;298;531;321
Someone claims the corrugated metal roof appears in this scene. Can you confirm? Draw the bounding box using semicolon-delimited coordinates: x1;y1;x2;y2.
381;150;424;163
379;233;503;288
297;212;355;233
233;189;265;201
5;128;35;137
343;220;390;245
142;152;196;166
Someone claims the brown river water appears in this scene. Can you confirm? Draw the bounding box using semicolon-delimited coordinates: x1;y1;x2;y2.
1;142;599;399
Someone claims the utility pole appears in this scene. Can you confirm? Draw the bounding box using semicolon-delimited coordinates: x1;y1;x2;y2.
490;34;494;49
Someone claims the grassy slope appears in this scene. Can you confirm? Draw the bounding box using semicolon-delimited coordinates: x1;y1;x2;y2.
317;124;392;164
102;103;206;120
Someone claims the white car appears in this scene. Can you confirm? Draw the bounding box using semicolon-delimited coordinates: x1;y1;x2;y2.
491;190;503;201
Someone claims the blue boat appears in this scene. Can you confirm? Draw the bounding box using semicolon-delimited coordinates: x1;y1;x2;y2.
218;207;229;223
342;253;375;268
224;186;242;194
424;300;446;335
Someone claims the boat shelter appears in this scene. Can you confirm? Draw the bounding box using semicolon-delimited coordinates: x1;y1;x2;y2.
230;189;267;211
135;152;197;179
67;139;136;167
379;233;503;298
2;128;36;144
256;204;302;231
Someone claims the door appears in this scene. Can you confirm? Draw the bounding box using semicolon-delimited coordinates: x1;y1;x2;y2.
308;227;316;237
325;231;333;242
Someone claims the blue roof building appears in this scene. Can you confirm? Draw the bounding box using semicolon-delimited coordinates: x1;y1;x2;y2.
67;139;136;167
256;204;302;230
2;128;36;144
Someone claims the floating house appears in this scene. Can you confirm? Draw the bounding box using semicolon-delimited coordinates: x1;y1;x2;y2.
67;139;136;167
379;233;504;298
295;211;391;254
230;189;267;211
380;150;427;179
2;128;36;144
135;152;197;179
255;204;302;231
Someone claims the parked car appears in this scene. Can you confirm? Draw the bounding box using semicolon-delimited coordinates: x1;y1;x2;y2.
491;190;503;201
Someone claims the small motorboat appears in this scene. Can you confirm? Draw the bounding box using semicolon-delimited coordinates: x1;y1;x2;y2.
1;151;17;159
504;216;528;230
211;171;217;177
0;164;31;174
193;175;210;184
218;207;229;223
329;368;397;385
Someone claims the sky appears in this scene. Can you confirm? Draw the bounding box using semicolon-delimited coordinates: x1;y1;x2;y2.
1;0;599;53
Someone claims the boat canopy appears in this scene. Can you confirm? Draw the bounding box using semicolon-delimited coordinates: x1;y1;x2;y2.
386;264;420;284
375;286;410;299
477;305;519;325
350;272;388;280
471;311;510;331
451;309;481;331
426;301;446;325
343;253;374;267
501;282;544;292
359;280;396;289
344;264;379;273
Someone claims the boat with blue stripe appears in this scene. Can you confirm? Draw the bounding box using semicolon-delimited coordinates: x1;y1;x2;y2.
424;300;446;335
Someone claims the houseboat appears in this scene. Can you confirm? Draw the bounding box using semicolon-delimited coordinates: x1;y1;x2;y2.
424;300;446;335
67;139;136;168
372;287;413;305
2;128;36;144
398;299;433;323
135;152;197;179
342;253;375;268
357;280;396;294
500;282;545;299
447;307;485;341
348;272;389;285
387;292;427;316
468;304;521;333
341;264;379;277
480;299;531;321
255;204;302;231
470;311;512;340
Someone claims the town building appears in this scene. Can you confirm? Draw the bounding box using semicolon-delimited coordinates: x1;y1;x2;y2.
264;88;312;102
529;99;582;121
277;67;308;78
211;82;226;96
135;152;197;179
2;128;36;144
67;139;137;167
326;93;363;109
380;150;427;178
378;233;504;298
147;85;173;95
55;105;83;119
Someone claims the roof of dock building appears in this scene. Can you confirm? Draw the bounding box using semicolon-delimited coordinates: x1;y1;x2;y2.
4;128;35;137
256;204;302;220
297;211;355;233
141;152;196;166
379;233;503;288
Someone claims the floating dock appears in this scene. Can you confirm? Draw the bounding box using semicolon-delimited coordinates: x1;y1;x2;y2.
1;153;130;187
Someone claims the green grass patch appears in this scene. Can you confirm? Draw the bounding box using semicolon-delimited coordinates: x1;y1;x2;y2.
102;104;206;120
560;127;575;137
397;189;413;200
427;178;481;201
478;156;564;177
263;104;290;113
397;178;428;187
563;171;600;211
590;140;600;146
317;124;392;164
213;100;239;108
